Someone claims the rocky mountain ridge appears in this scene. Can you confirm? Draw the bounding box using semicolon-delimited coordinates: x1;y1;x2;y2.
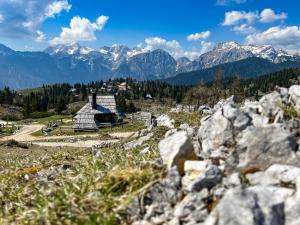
179;41;297;73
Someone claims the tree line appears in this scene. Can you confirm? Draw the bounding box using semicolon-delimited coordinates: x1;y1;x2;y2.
0;79;190;117
0;68;299;118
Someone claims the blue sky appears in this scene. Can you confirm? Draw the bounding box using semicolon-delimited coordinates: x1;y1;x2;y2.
0;0;299;59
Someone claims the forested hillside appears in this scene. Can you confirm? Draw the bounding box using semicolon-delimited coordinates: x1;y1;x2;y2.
166;57;300;85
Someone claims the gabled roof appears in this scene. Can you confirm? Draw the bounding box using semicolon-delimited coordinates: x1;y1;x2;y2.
77;95;117;115
73;95;117;130
72;114;99;130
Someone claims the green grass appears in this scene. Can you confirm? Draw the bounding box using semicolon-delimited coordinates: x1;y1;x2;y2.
171;111;201;128
36;114;73;125
0;125;167;224
32;120;145;138
0;126;19;137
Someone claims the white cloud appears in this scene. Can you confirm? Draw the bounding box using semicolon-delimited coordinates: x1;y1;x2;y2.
143;37;212;60
217;0;247;6
45;0;71;18
50;15;109;45
259;8;287;23
187;31;211;41
222;10;258;26
144;37;181;55
245;26;300;53
200;41;213;54
36;30;46;42
0;0;71;38
233;24;256;35
223;9;288;28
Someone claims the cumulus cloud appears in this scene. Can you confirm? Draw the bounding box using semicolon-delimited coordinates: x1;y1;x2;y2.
142;37;212;60
222;10;258;26
36;30;46;42
187;31;211;41
0;0;71;38
45;0;71;18
259;8;287;23
245;26;300;53
50;15;109;45
233;24;256;34
144;37;181;55
217;0;247;6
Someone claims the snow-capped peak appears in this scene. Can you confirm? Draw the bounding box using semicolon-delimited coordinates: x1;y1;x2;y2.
214;41;241;50
211;41;293;63
45;43;93;55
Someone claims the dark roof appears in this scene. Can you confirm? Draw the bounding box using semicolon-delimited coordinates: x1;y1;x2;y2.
77;95;117;115
72;95;117;130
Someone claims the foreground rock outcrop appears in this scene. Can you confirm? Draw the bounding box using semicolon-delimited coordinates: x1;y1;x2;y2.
126;85;300;225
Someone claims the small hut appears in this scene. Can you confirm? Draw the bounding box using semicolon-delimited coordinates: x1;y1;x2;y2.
72;93;118;131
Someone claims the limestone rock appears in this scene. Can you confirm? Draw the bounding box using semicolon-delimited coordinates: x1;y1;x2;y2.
183;165;223;192
159;131;197;175
198;105;214;114
259;90;284;119
226;125;299;172
156;114;175;129
285;177;300;225
173;189;209;224
247;164;300;187
204;186;293;225
124;132;153;150
289;85;300;110
198;110;234;154
126;167;182;223
179;123;195;137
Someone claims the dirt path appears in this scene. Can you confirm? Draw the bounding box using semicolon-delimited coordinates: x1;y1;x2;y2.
30;139;119;148
1;124;134;147
1;124;44;142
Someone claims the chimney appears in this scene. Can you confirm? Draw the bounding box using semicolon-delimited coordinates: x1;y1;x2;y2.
92;91;97;109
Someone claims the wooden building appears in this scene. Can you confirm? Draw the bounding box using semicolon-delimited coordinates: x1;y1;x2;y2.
72;93;118;131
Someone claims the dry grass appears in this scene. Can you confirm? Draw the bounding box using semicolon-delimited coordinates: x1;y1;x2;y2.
0;125;167;224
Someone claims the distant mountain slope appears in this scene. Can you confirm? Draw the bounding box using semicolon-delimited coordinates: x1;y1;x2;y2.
165;57;300;86
0;51;64;89
0;42;299;89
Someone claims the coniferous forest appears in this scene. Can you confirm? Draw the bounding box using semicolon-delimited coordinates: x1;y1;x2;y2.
0;68;299;119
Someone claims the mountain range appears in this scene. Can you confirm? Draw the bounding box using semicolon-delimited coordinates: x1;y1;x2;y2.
0;42;299;89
